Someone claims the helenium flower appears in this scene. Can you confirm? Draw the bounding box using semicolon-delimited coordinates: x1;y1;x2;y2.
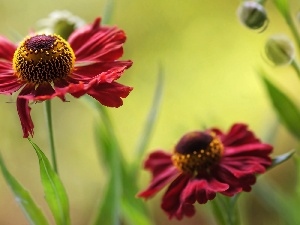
0;17;133;137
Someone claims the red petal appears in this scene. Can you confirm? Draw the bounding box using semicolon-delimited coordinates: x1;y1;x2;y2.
17;84;35;138
221;123;260;146
181;177;229;205
18;83;56;102
69;17;126;62
87;81;133;108
143;151;174;175
225;143;272;157
213;164;256;196
0;36;16;61
137;151;179;199
0;61;23;94
54;82;86;101
137;166;178;199
161;174;193;220
72;60;132;82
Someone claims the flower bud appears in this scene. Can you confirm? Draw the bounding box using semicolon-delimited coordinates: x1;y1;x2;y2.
265;35;295;66
237;1;268;31
37;10;85;39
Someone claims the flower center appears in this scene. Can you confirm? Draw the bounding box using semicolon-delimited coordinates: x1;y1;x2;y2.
13;34;75;84
172;131;224;176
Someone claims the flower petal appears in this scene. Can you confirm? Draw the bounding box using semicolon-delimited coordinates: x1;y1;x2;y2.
54;77;133;108
0;61;23;94
72;60;132;82
215;123;260;146
181;176;229;205
161;174;193;220
87;81;133;107
0;36;17;61
17;84;35;138
69;17;126;62
18;83;56;102
213;163;257;196
137;151;178;199
138;167;178;199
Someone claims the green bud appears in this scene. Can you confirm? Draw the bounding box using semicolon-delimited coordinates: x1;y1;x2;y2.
53;20;76;40
37;10;85;40
265;35;295;66
237;1;268;31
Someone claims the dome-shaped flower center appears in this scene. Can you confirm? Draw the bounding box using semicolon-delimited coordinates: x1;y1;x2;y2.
13;34;75;84
172;131;224;175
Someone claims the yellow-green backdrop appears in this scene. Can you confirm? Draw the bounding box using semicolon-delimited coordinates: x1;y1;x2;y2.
0;0;298;224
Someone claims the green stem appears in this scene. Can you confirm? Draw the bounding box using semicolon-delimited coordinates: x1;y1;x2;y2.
226;195;240;225
44;100;58;174
211;198;227;225
286;15;300;50
291;59;300;79
102;0;115;24
211;195;240;225
272;0;300;49
257;0;267;5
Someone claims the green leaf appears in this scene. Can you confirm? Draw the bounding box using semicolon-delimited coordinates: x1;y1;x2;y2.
253;180;300;225
121;170;153;225
211;194;240;225
293;153;300;197
0;153;49;225
102;0;115;24
94;175;121;225
90;101;153;225
260;73;300;139
132;67;164;174
272;0;289;17
272;0;300;48
270;149;295;169
28;139;70;225
91;106;122;225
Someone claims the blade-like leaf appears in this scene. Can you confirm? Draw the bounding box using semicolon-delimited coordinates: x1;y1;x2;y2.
270;149;295;169
272;0;300;48
293;153;300;197
121;68;164;225
102;0;115;24
211;194;240;225
93;127;121;225
28;139;70;225
260;73;300;140
273;0;289;17
132;66;164;172
92;109;122;225
121;168;153;225
254;180;300;225
93;175;120;225
0;153;49;225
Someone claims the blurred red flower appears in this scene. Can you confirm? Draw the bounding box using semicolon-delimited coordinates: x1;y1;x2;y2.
0;17;132;137
138;123;272;220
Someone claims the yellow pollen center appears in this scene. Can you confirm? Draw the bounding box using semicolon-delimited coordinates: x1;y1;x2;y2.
172;132;224;176
13;34;75;84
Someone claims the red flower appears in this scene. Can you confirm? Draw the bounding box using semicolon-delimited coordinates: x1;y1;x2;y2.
137;123;272;220
0;17;132;137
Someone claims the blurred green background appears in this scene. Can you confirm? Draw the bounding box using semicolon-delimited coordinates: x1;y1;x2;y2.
0;0;298;224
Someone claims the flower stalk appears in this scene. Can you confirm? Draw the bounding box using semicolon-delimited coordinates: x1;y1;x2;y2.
44;100;58;174
291;60;300;79
211;195;240;225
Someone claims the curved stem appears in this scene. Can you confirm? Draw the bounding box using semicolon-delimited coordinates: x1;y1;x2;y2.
211;194;240;225
291;59;300;79
44;100;58;174
272;0;300;49
102;0;115;24
257;0;267;5
286;16;300;50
